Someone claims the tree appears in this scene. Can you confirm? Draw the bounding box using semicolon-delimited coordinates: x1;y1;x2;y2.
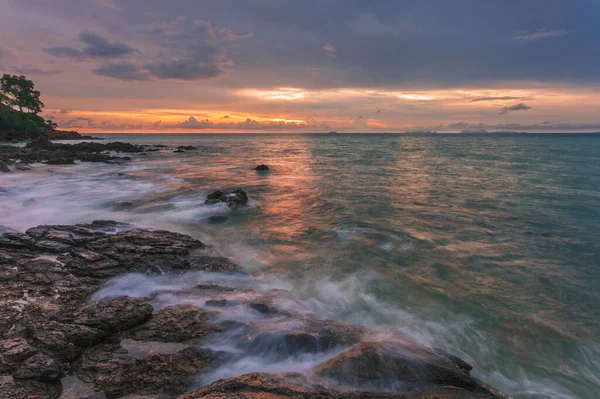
44;119;58;132
0;74;44;114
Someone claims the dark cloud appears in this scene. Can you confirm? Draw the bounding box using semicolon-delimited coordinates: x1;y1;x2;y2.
375;108;382;113
44;31;137;59
60;109;69;114
471;96;523;102
5;66;62;76
92;62;150;81
500;103;532;114
145;59;222;80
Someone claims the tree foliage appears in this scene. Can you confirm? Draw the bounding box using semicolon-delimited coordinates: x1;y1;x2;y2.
0;74;44;114
0;74;56;137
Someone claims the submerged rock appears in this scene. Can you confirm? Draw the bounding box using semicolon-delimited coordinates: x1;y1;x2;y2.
205;189;249;208
254;164;270;171
177;145;198;150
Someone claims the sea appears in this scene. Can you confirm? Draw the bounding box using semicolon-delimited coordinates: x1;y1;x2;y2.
1;133;599;398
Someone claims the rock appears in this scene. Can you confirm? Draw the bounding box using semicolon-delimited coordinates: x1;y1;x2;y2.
177;146;198;150
0;378;62;399
206;190;224;200
204;189;249;208
313;340;483;393
173;149;185;153
0;162;9;173
205;215;228;224
75;344;213;399
46;157;76;165
15;163;32;171
13;352;62;381
177;372;406;399
254;164;270;171
201;262;247;274
122;304;219;343
72;297;154;333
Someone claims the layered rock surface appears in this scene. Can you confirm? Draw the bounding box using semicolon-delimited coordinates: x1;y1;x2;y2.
0;222;509;399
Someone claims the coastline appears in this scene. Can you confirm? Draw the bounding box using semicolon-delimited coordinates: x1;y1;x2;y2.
0;139;510;399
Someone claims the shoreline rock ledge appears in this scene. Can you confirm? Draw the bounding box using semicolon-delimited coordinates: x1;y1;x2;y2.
0;221;511;399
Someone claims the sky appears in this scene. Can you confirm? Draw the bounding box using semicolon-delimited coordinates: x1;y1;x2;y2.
1;0;600;133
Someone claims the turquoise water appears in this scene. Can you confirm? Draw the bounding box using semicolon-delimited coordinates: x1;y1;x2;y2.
2;134;599;398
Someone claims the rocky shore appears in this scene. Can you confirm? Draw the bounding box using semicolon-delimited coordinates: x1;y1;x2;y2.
0;138;146;171
0;221;510;399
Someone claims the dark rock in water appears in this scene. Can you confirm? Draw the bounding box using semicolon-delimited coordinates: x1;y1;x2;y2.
177;145;198;150
206;215;228;224
313;340;481;392
204;189;249;208
144;148;160;152
206;190;224;200
22;198;37;207
254;164;270;171
15;162;32;171
178;372;407;399
46;157;76;165
181;371;506;398
173;149;185;153
201;262;247;274
0;162;9;173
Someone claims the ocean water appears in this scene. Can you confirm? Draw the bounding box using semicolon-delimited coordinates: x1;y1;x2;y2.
1;133;599;398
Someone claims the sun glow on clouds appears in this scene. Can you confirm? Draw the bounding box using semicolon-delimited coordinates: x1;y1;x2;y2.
46;85;600;133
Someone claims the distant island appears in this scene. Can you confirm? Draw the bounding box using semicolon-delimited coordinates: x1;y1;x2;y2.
0;74;100;142
327;131;339;135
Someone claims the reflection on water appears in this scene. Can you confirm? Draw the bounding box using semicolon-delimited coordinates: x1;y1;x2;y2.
2;133;600;398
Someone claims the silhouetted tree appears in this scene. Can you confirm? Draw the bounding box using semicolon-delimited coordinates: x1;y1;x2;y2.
0;74;44;114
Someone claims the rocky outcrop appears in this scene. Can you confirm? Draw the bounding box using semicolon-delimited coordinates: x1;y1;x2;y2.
254;164;270;171
205;189;249;208
0;222;509;399
0;139;144;171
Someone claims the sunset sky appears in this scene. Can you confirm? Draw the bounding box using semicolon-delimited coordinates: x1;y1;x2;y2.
1;0;600;133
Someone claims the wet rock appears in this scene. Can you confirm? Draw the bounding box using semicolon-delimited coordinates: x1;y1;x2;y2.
313;340;482;393
46;157;76;165
205;215;228;224
246;318;367;356
0;162;9;173
15;163;32;171
177;372;407;399
204;189;249;208
201;262;247;274
173;149;185;153
75;344;213;399
72;297;154;333
122;305;218;343
254;164;270;171
177;146;198;150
